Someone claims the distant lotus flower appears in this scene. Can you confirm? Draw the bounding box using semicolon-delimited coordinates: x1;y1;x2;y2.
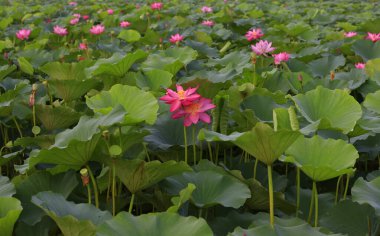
273;52;290;65
82;15;90;20
251;40;275;55
120;21;131;28
172;97;216;127
69;1;77;6
79;43;87;50
107;9;114;15
201;20;214;27
90;25;105;35
201;6;213;13
53;25;68;36
70;17;79;25
160;85;200;112
73;13;81;18
16;29;31;40
169;33;184;44
344;32;357;38
366;32;380;42
355;62;365;69
151;2;163;10
245;28;264;41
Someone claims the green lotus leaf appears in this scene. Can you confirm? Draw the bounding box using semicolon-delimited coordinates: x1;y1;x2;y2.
86;50;147;77
0;65;16;81
17;57;34;75
363;91;380;115
308;55;346;78
365;58;380;86
96;212;213;236
284;135;358;182
136;69;173;91
0;82;28;117
232;122;300;165
167;183;196;213
14;135;55;149
197;129;243;142
291;86;362;134
352;176;380;217
118;29;141;43
0;197;23;236
15;171;78;225
32;192;112;236
352;40;380;61
0;176;15;197
48;79;101;101
87;84;158;125
35;105;81;130
40;60;94;81
113;159;192;193
207;50;251;74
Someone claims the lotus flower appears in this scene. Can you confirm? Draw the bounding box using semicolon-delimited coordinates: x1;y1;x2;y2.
151;2;163;10
160;85;200;112
73;13;81;18
16;29;31;40
69;1;77;6
53;26;68;36
79;43;87;50
107;9;114;15
172;98;216;127
201;20;214;27
273;52;290;65
366;32;380;42
70;17;79;25
82;15;90;20
90;25;105;35
251;40;275;55
344;32;357;38
245;28;264;41
355;62;365;69
120;21;131;28
169;33;184;44
201;6;213;13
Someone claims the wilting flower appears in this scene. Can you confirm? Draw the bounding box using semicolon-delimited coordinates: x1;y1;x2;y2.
344;31;357;38
107;9;114;15
169;33;184;44
53;25;68;36
245;28;264;41
355;62;366;69
273;52;290;65
201;6;213;13
366;32;380;42
90;25;105;35
82;15;90;20
172;98;216;127
16;29;31;40
201;20;214;27
79;43;87;50
151;2;163;10
68;1;77;6
251;40;275;55
120;21;131;28
160;85;200;112
70;17;79;25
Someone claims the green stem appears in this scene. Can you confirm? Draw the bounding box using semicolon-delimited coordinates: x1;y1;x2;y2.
12;117;23;138
267;165;274;226
112;161;116;216
253;158;258;180
32;105;36;136
282;61;292;72
106;168;111;203
343;174;350;200
192;126;196;164
308;183;315;223
199;140;203;160
335;175;343;204
296;167;300;217
87;184;92;204
143;143;151;162
198;208;203;218
129;193;135;214
86;165;99;208
207;142;213;162
253;63;256;85
313;181;318;227
183;126;188;164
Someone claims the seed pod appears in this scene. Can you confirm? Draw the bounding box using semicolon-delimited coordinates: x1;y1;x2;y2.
80;168;89;186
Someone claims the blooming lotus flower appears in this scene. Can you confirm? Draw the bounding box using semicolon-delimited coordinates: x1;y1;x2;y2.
245;28;264;41
355;62;365;69
201;6;213;13
366;32;380;42
16;29;31;40
107;9;114;15
251;40;275;55
172;98;216;127
151;2;163;10
90;25;105;35
70;17;79;25
79;43;87;50
120;21;131;28
160;85;201;112
82;15;90;20
344;32;357;38
69;1;77;6
273;52;290;65
53;26;68;36
201;20;214;27
169;33;184;44
73;13;81;18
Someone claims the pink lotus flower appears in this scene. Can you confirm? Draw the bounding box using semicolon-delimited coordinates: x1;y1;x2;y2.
366;32;380;42
16;29;31;40
90;25;105;35
82;15;90;20
107;9;114;15
73;13;81;18
273;52;290;65
70;17;79;25
355;62;365;69
201;20;214;27
120;21;131;28
172;98;216;127
151;2;163;10
201;6;213;13
79;43;87;50
69;1;77;6
344;32;357;38
245;28;264;41
251;40;275;55
160;85;201;112
169;33;184;44
53;26;68;36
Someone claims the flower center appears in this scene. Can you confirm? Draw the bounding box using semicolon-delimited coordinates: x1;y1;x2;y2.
184;103;201;114
177;90;186;99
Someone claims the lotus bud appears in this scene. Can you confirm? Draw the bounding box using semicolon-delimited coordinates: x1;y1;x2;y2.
80;168;90;186
251;53;257;65
102;130;110;140
297;73;303;82
29;93;35;107
32;83;38;91
330;71;335;81
43;80;48;86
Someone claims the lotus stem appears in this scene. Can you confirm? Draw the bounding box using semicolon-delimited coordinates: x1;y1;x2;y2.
198;208;203;218
267;165;275;227
343;174;350;200
296;167;300;217
87;184;92;204
183;126;188;164
313;181;318;227
12;117;23;138
253;158;258;180
207;142;213;162
335;175;343;204
308;183;315;223
129;193;135;214
32;104;36;136
86;165;99;208
106;168;111;203
192;125;196;164
112;160;116;216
